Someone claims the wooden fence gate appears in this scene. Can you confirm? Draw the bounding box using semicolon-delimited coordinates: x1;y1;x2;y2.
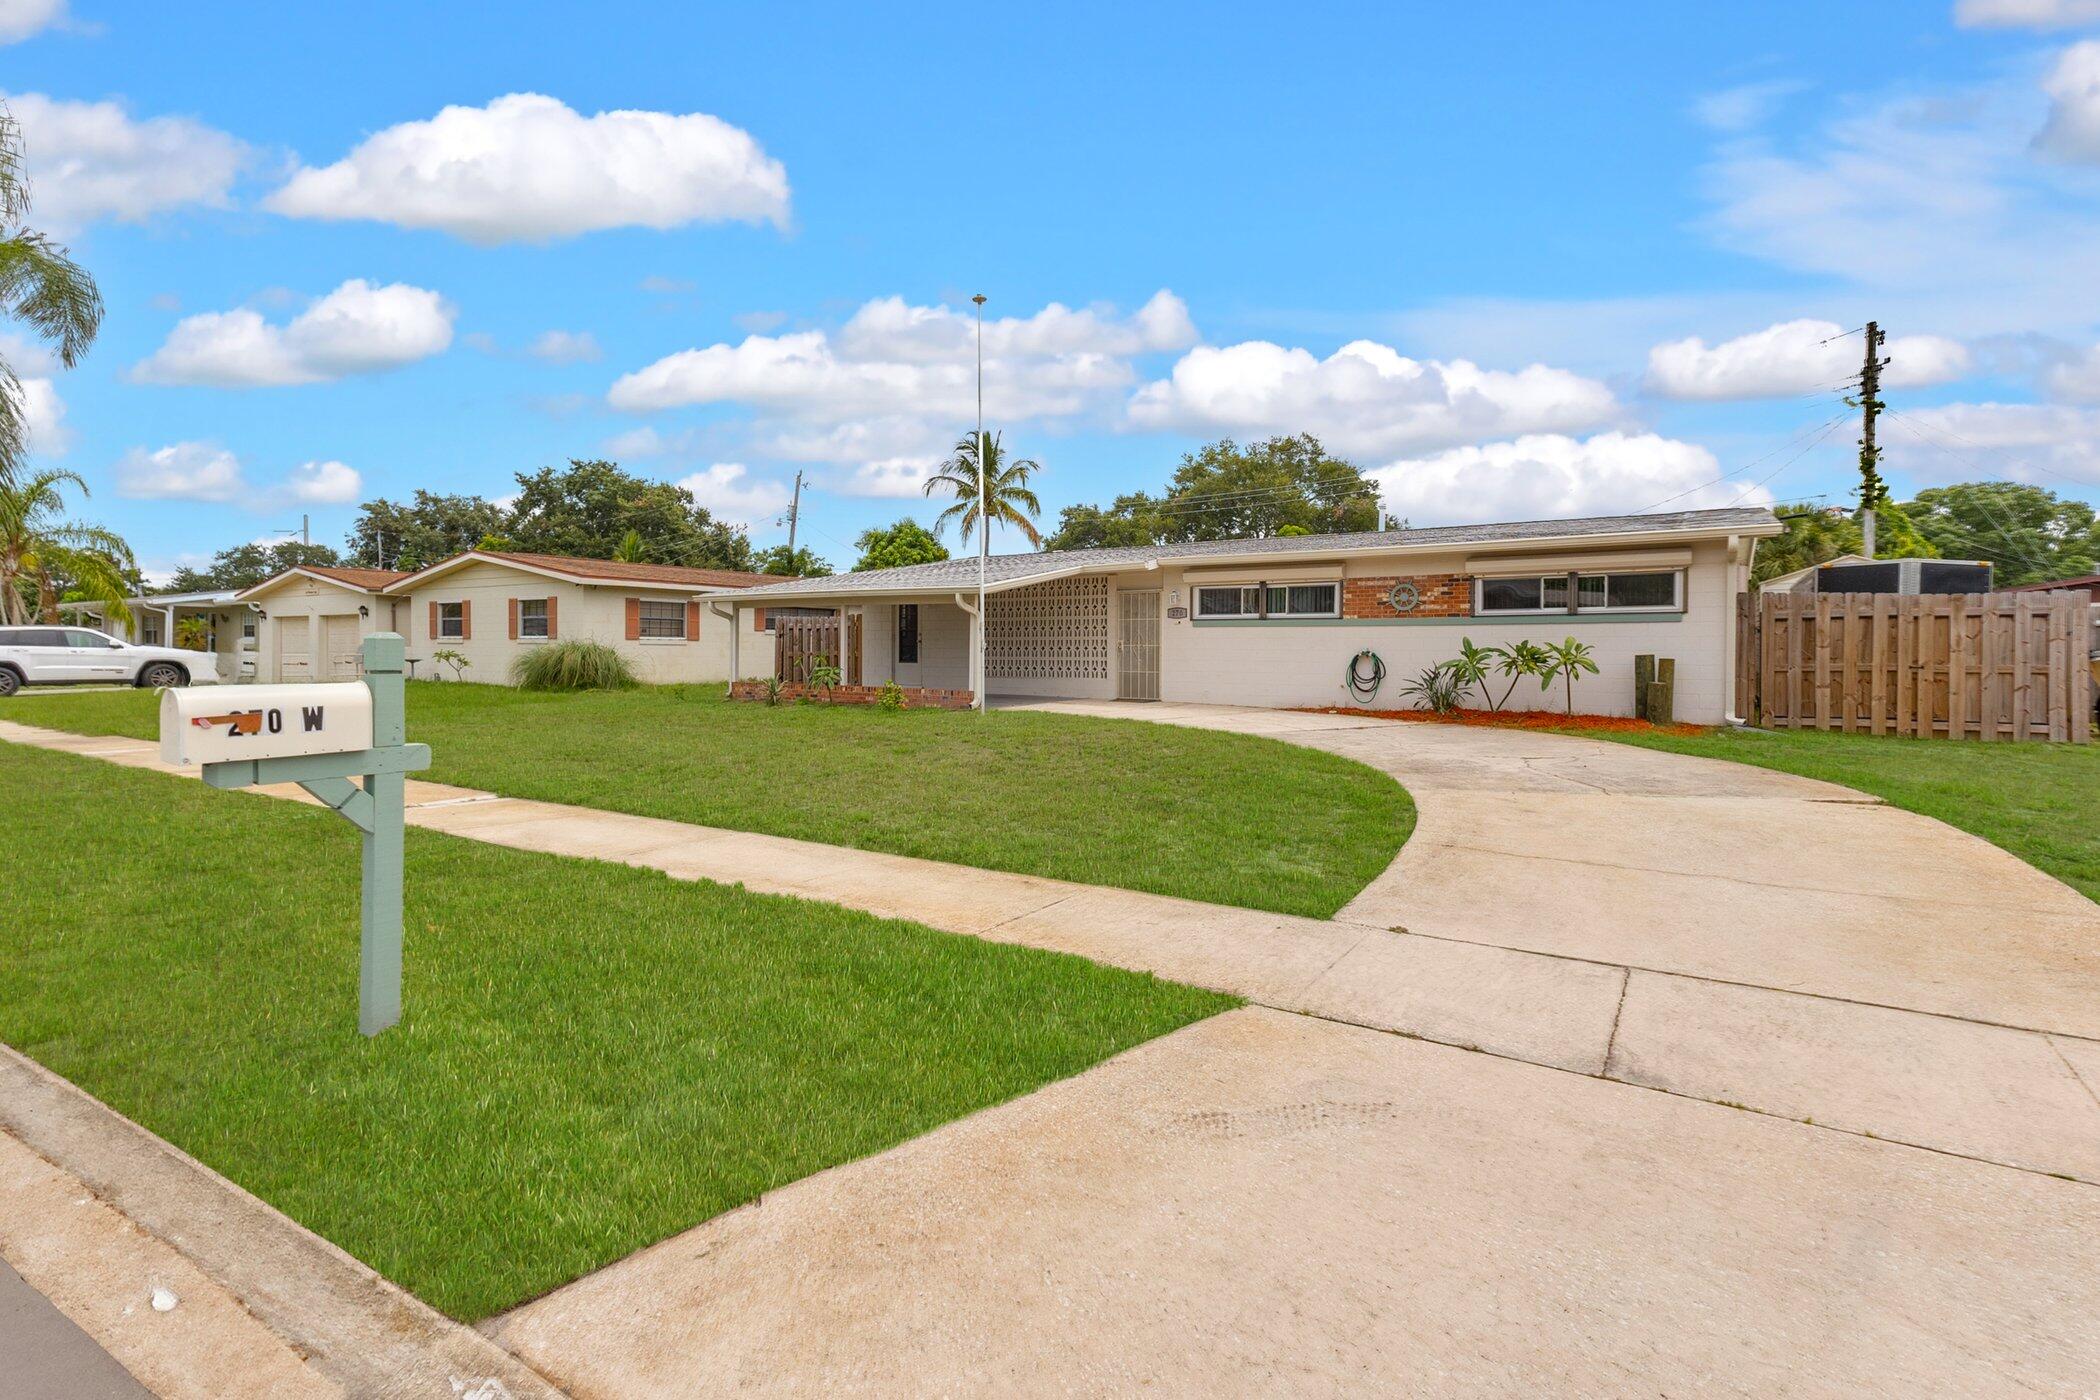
774;614;862;686
1735;590;2092;741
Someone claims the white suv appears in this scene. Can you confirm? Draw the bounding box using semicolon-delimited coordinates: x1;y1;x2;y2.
0;626;221;697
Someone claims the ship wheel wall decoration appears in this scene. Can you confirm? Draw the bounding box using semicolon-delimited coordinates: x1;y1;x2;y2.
1386;580;1420;614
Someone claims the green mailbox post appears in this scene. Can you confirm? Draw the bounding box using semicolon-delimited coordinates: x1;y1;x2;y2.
159;632;430;1036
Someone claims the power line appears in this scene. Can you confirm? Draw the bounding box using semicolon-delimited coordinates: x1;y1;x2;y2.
1723;415;1854;508
1635;410;1853;514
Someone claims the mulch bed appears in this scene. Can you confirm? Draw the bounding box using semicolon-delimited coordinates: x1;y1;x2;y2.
1297;706;1707;736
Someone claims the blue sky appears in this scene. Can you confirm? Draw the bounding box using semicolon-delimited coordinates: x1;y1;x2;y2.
9;0;2100;579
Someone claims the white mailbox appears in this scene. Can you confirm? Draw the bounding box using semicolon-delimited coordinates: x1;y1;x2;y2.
160;683;374;766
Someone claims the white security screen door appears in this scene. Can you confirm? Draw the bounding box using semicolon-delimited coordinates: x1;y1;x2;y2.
1116;589;1160;701
325;615;362;679
276;616;311;681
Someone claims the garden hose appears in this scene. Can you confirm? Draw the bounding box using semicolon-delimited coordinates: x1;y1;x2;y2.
1345;649;1387;705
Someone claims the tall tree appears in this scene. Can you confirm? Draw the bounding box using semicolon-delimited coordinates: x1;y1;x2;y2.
505;459;755;569
0;104;103;485
165;540;343;593
922;431;1043;550
1902;482;2100;586
1045;435;1382;550
347;490;508;571
0;467;134;625
852;518;949;572
755;543;831;576
1751;500;1937;585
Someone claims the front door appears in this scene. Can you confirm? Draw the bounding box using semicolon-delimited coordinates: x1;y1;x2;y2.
276;616;312;682
324;615;362;679
1116;589;1160;701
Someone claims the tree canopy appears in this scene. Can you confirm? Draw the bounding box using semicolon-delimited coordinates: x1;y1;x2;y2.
853;518;949;572
346;490;506;572
922;431;1043;550
166;540;343;593
1045;435;1385;550
756;543;831;577
1;103;103;484
1901;482;2100;586
1752;501;1935;585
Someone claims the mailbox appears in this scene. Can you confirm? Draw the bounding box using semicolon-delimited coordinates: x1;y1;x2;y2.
160;683;374;766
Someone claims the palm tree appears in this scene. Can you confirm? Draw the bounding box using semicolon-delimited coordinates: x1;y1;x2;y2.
0;103;105;483
922;430;1043;550
0;466;135;627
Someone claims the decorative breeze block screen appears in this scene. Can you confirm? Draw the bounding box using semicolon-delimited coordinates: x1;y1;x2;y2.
988;576;1109;680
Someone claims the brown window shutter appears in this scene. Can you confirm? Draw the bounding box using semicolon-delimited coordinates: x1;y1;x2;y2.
685;598;701;641
753;607;765;631
546;595;558;639
427;600;437;639
625;597;641;640
507;598;519;640
460;599;471;641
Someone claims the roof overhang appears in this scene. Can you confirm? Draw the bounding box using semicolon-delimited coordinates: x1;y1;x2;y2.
380;551;755;595
727;517;1783;605
237;567;389;602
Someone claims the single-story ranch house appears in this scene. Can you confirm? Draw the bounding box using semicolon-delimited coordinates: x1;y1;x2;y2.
727;506;1784;723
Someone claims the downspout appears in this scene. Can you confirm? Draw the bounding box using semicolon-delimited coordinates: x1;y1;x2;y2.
708;599;740;697
953;591;980;706
1724;534;1752;727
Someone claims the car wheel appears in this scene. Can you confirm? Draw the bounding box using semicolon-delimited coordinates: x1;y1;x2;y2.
0;668;19;697
139;662;186;689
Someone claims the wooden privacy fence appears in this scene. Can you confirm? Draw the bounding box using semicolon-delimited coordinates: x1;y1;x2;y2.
1736;590;2093;742
773;614;862;686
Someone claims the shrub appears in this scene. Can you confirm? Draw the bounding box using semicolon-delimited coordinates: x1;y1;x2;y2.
510;640;638;692
877;679;906;712
1399;662;1465;715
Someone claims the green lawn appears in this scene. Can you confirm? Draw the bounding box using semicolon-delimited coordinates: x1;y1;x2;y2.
1577;725;2100;904
15;683;1413;918
0;743;1232;1320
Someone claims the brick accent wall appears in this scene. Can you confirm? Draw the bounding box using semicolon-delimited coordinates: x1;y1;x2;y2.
728;680;974;709
1343;574;1471;619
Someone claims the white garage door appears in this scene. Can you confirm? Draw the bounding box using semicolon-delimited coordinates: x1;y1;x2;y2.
325;615;362;679
276;616;311;681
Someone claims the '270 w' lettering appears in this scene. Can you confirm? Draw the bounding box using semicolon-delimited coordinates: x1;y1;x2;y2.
193;705;326;737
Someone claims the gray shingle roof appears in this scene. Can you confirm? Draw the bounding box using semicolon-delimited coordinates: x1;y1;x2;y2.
737;506;1782;600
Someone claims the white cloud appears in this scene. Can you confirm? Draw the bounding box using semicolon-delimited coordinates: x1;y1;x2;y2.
1883;401;2100;485
134;279;454;387
528;329;602;364
115;441;247;501
0;0;66;44
2;91;248;230
734;309;787;333
114;442;367;506
834;455;942;498
282;459;362;505
1693;80;1805;133
837;289;1197;363
1128;339;1618;458
674;462;789;528
265;93;790;244
2038;40;2100;162
1371;432;1775;526
1646;319;1972;400
17;376;66;454
1955;0;2100;28
2046;341;2100;399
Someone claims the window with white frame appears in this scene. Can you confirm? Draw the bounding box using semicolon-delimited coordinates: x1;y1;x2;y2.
1193;581;1339;619
1475;569;1682;615
436;601;465;639
638;599;686;639
519;598;549;638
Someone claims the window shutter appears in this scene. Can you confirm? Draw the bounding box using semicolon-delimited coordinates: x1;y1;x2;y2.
508;598;519;640
427;600;437;639
753;607;766;631
685;598;701;641
546;596;559;639
625;598;641;640
460;599;472;640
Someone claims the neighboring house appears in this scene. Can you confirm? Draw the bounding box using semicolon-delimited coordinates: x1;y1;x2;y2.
60;588;246;681
378;550;779;685
727;506;1786;723
1756;553;1872;594
237;565;413;683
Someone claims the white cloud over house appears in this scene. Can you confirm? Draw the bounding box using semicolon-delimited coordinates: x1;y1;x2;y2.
114;441;364;506
0;0;68;43
2038;40;2100;163
265;93;790;244
1954;0;2100;27
673;462;790;528
1370;432;1775;526
1882;401;2100;486
17;376;67;455
134;279;454;387
1646;319;1971;400
2;91;249;230
1127;339;1619;459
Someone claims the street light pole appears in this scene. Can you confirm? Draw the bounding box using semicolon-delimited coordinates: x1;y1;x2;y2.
973;293;987;714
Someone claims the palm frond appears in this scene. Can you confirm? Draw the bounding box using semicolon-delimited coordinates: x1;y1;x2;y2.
0;230;105;368
0;106;26;225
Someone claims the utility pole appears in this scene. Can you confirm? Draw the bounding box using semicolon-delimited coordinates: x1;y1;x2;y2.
1855;321;1887;558
973;293;988;715
785;469;804;560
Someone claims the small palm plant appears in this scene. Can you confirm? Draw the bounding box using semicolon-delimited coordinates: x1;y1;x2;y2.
1445;638;1497;710
1399;662;1464;715
1543;637;1599;716
1492;639;1554;712
806;653;842;701
922;430;1043;550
